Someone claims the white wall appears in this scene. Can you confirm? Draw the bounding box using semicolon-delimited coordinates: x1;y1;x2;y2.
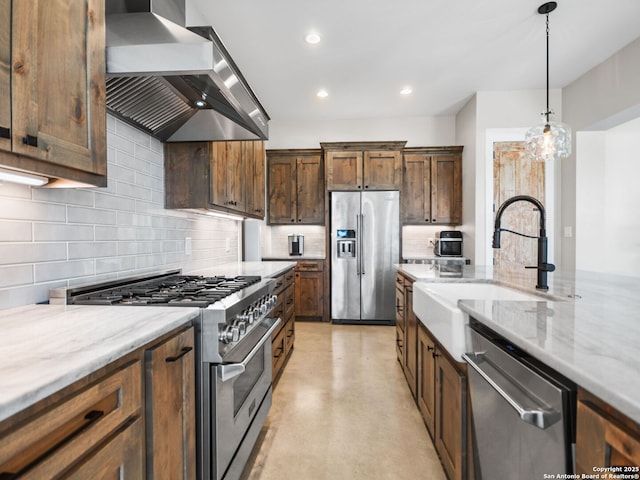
456;89;562;266
265;115;456;149
576;118;640;276
0;115;241;310
562;36;640;269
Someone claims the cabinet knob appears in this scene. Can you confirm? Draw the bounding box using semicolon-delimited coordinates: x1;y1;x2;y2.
291;218;295;222
364;185;369;189
432;218;436;222
298;218;301;222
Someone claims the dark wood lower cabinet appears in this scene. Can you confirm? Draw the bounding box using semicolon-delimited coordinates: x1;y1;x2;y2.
576;388;640;474
0;326;195;480
145;327;196;480
418;324;437;439
294;261;324;320
272;267;296;381
414;322;467;480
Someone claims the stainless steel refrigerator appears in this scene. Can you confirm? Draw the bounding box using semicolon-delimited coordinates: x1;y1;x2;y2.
331;191;400;324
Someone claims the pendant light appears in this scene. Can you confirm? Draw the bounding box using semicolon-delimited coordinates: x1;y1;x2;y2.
525;2;571;162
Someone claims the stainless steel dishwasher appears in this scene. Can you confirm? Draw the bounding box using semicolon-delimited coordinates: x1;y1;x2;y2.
462;320;576;480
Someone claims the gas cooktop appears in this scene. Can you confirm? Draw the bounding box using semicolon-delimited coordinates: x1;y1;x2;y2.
64;274;262;308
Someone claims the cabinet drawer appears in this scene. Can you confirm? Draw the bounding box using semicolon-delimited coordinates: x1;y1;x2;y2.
272;327;287;381
272;272;286;296
284;268;295;288
295;260;324;272
0;360;142;478
284;315;295;358
284;284;295;319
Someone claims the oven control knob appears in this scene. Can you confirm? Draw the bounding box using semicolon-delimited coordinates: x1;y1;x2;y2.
259;303;267;315
235;320;247;335
219;325;239;343
237;312;249;323
269;295;278;308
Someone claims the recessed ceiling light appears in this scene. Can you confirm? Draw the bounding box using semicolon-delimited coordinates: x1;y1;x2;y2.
195;99;206;108
400;86;413;95
305;32;321;44
317;89;329;98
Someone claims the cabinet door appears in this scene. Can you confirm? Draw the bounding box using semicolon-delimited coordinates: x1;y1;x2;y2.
0;0;10;153
402;153;431;224
10;0;106;178
212;141;246;212
267;156;297;224
145;328;196;480
245;141;265;218
395;282;405;364
418;324;436;438
435;349;466;480
431;154;462;224
294;271;323;317
363;150;402;190
296;154;325;224
576;399;640;474
403;284;418;400
326;150;363;190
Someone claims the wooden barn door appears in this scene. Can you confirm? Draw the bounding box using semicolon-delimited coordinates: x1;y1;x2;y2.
493;142;545;268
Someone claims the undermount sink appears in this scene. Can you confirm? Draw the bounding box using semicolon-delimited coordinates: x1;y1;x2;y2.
412;282;547;361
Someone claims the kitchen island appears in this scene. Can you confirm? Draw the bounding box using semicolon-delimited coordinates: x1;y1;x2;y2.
395;263;640;424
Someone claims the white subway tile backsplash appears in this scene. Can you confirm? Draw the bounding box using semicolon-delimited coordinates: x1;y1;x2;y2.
0;197;66;222
96;256;137;274
0;265;33;287
0;243;67;265
68;206;117;225
95;192;136;212
0;221;32;242
35;260;95;283
33;224;94;242
69;242;118;259
0;114;241;309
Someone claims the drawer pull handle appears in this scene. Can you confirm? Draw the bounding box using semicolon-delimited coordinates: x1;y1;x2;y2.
84;409;105;421
0;126;10;139
166;346;193;362
22;135;38;147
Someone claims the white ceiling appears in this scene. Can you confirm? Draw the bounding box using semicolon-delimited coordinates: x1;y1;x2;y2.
189;0;640;122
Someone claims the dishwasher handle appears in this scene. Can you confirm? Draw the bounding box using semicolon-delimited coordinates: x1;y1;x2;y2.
462;352;561;430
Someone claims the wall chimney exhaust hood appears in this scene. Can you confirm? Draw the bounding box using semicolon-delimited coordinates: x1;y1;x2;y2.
105;0;269;142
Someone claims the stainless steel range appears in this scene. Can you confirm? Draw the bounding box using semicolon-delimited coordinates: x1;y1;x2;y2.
50;270;281;480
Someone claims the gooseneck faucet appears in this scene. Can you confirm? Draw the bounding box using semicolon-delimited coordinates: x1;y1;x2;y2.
492;195;555;291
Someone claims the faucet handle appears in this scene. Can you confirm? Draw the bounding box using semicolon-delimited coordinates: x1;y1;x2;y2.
525;263;556;272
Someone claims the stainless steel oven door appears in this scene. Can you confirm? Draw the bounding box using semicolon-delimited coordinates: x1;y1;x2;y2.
213;317;281;480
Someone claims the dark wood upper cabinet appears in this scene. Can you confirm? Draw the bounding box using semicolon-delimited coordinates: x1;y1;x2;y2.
165;140;266;219
1;0;107;187
267;149;324;225
322;141;405;191
402;146;463;225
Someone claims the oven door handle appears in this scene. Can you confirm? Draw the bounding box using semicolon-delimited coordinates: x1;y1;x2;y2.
218;317;282;382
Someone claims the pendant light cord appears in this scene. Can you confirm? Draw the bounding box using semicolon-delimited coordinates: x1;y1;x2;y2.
545;12;550;124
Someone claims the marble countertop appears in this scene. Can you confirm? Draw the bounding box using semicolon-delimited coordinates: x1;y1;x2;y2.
187;260;297;279
396;263;640;424
0;304;199;423
262;255;326;261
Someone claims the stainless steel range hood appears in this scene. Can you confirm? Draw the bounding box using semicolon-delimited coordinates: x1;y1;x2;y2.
105;1;269;142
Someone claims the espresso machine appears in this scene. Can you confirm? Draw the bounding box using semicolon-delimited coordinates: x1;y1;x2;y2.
288;234;304;256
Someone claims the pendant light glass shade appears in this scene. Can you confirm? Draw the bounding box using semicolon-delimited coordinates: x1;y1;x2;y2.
525;2;572;162
525;117;571;162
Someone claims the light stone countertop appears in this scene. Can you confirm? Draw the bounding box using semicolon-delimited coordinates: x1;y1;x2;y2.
0;304;199;423
187;261;297;279
395;263;640;424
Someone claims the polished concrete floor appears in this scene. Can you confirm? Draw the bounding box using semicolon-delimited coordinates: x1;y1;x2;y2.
241;322;447;480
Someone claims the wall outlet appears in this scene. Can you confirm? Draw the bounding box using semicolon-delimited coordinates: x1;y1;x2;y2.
185;237;192;255
563;226;573;238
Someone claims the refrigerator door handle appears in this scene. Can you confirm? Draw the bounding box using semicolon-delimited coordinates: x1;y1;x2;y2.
356;213;361;275
360;213;365;275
